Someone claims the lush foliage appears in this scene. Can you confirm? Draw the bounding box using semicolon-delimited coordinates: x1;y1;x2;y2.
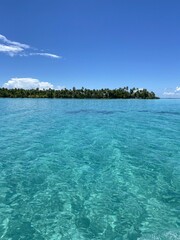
0;87;159;99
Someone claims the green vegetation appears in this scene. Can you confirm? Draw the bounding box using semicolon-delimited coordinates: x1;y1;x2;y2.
0;87;159;99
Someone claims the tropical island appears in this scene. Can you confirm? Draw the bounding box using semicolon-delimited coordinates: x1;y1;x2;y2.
0;87;159;99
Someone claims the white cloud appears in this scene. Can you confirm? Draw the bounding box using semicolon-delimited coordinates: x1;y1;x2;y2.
30;52;62;59
3;78;54;90
163;91;175;96
163;86;180;97
0;34;61;59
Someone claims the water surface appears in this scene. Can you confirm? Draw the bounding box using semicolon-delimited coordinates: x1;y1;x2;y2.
0;99;180;239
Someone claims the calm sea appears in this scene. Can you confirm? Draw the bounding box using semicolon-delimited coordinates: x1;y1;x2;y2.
0;99;180;240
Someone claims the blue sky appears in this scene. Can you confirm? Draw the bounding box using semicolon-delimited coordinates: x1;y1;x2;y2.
0;0;180;97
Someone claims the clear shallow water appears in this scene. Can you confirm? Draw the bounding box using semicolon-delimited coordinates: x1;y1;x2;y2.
0;99;180;240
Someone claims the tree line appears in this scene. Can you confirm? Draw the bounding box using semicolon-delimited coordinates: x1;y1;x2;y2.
0;87;159;99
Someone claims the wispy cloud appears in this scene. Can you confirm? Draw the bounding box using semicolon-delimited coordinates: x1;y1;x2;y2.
0;44;24;56
30;52;62;59
0;34;61;59
0;34;29;49
0;34;29;56
163;86;180;97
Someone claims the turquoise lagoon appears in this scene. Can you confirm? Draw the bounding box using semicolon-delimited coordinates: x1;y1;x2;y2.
0;99;180;240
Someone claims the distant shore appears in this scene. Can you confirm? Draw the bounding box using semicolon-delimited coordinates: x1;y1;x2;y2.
0;87;159;99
